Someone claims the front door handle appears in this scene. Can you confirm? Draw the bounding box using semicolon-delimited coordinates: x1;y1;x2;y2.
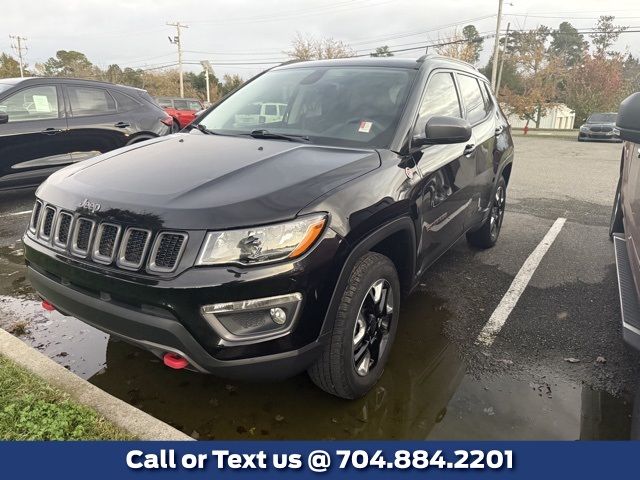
495;125;504;135
40;127;63;135
114;121;130;128
463;144;476;157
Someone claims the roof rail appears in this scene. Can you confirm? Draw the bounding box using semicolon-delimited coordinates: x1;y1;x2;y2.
416;53;478;71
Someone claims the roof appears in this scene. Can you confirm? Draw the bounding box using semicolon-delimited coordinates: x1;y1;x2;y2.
0;76;146;92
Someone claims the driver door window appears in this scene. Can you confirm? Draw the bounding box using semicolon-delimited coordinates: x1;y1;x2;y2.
414;72;462;136
0;85;59;123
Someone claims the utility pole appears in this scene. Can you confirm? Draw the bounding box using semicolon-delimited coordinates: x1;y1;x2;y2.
167;22;188;98
200;60;213;104
9;35;27;77
496;22;510;97
490;0;504;91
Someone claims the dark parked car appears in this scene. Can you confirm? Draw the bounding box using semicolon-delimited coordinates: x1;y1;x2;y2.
578;112;621;142
610;92;640;351
23;56;514;399
0;77;173;190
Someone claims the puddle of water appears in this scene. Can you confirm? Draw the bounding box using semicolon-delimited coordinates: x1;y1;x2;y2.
0;241;634;439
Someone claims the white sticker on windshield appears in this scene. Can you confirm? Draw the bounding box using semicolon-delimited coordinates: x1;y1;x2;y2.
358;121;372;133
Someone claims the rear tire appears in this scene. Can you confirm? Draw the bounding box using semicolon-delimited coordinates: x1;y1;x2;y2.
308;252;400;399
467;176;507;249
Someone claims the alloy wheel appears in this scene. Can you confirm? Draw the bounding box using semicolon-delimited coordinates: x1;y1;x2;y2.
489;185;506;241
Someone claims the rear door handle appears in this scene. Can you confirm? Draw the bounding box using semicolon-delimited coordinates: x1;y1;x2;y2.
114;121;130;128
40;127;63;135
463;144;476;156
495;125;504;135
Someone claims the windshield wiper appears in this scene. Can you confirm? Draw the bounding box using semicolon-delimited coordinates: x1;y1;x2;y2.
247;129;310;143
190;123;218;135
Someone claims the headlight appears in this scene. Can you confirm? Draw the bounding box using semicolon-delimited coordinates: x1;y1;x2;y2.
580;125;589;132
196;214;327;266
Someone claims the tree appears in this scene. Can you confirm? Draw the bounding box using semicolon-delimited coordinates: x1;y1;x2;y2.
40;50;94;77
500;26;561;128
563;54;627;124
435;25;483;64
370;46;393;57
590;15;628;57
0;53;23;78
550;22;588;67
462;24;483;63
219;74;244;97
103;64;123;84
286;32;355;60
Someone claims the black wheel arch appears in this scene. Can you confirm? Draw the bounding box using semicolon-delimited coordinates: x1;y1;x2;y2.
320;217;417;337
125;132;158;146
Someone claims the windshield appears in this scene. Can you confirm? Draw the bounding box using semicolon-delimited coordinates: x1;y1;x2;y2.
587;113;617;123
198;66;416;148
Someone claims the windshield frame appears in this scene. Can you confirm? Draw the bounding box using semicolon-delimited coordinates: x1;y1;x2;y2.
195;64;419;150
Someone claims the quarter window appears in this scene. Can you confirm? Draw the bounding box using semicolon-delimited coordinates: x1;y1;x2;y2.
0;85;59;122
67;86;116;116
414;72;462;136
457;74;487;124
111;91;140;111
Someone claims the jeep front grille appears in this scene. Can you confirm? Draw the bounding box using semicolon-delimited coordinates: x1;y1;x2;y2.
118;228;151;270
54;212;73;247
29;200;188;273
149;232;188;272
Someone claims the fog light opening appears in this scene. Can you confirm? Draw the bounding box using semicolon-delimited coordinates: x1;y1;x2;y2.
41;300;56;312
163;352;189;370
269;307;287;325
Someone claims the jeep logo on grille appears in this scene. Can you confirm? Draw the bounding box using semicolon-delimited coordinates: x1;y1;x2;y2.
79;198;101;214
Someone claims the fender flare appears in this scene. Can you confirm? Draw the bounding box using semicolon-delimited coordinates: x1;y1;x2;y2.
319;216;417;337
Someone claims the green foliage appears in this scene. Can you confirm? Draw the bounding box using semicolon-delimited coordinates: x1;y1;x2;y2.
590;15;628;57
41;50;95;77
462;25;483;63
0;356;131;440
550;22;588;67
0;53;24;78
370;46;393;57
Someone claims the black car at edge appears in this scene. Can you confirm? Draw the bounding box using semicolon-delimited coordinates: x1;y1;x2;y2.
0;77;172;190
23;56;514;399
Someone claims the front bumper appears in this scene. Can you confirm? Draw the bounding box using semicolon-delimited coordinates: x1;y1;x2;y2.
578;131;622;142
24;230;342;379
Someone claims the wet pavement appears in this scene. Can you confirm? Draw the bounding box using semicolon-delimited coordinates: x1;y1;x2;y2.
1;136;639;439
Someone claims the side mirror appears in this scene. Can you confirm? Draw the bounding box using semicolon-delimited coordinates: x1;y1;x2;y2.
416;116;472;146
0;112;8;125
617;92;640;143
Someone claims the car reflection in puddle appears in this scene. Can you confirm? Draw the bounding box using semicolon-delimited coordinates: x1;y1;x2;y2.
0;242;634;440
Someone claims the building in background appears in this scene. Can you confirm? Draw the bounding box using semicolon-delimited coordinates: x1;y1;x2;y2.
504;104;576;130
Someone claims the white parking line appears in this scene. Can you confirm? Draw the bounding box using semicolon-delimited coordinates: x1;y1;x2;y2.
0;210;31;218
476;217;567;347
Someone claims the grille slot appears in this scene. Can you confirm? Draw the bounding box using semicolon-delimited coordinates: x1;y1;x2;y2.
39;206;56;240
117;228;151;270
53;212;73;247
149;232;188;272
29;200;43;233
71;218;95;256
92;223;121;264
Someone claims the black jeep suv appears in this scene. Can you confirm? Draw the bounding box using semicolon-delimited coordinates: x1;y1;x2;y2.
24;56;514;399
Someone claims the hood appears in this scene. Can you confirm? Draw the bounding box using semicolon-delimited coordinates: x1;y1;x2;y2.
38;132;380;230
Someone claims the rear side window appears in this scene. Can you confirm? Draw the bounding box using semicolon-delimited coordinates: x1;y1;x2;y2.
187;100;201;110
479;82;494;117
414;72;462;136
67;86;116;116
111;91;140;111
0;85;59;122
157;98;173;108
457;74;487;124
173;100;188;110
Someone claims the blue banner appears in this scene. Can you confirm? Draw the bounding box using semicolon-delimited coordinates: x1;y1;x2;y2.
1;441;638;478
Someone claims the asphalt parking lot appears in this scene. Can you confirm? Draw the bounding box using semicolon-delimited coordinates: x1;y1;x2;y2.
1;135;639;439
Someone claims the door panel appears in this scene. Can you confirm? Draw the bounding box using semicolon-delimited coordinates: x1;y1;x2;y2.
63;84;130;161
0;84;70;187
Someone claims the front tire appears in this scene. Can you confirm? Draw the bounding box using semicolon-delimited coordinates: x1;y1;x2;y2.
467;176;507;249
308;252;400;399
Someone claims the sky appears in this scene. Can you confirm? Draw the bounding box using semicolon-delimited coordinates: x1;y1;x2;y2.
2;0;640;80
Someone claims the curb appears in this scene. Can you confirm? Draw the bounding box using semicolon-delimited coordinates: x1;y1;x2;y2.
0;327;193;441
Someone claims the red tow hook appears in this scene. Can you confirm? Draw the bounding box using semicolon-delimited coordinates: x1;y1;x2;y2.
163;352;189;370
41;300;56;312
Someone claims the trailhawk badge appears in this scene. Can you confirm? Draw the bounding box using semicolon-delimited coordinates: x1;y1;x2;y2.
79;198;101;214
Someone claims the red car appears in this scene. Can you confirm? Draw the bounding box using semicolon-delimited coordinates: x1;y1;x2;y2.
156;97;204;130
